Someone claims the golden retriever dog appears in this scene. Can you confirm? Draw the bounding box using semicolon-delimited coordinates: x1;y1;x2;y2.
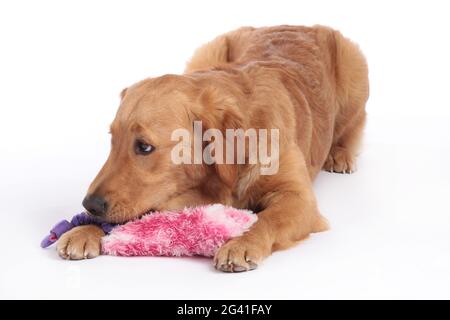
57;25;369;272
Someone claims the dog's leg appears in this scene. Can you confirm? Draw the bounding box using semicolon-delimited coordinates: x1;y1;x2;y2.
323;110;366;174
214;152;328;272
57;225;104;260
320;27;369;174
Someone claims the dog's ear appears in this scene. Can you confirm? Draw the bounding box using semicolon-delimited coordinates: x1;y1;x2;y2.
194;87;244;188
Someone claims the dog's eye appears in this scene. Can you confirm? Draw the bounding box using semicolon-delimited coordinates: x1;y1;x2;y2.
135;140;154;155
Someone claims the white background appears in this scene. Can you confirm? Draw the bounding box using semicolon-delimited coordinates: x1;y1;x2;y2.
1;0;449;299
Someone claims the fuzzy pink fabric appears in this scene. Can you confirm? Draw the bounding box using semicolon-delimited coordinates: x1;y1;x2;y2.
101;204;257;257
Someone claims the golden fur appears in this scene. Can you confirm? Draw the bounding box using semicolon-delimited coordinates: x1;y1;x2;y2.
57;25;369;272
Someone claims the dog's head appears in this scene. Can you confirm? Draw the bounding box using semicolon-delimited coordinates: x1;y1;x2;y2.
82;74;244;223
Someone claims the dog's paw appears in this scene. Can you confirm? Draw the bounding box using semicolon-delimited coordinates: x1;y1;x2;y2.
323;146;356;174
214;237;266;273
57;225;104;260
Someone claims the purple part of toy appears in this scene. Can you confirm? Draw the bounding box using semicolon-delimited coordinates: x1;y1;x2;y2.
101;222;115;234
70;212;116;232
40;220;74;248
40;237;55;248
41;212;117;249
71;212;100;226
51;220;73;237
40;238;54;248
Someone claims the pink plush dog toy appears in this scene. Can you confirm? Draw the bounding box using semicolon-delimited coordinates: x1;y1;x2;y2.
43;204;257;257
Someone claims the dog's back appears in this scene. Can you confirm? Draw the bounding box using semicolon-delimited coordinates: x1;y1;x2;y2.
186;25;369;177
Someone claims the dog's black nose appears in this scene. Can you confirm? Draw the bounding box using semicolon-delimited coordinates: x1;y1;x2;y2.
82;194;107;217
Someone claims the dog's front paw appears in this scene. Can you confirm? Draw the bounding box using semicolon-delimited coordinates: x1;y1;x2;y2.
57;225;104;260
214;237;268;273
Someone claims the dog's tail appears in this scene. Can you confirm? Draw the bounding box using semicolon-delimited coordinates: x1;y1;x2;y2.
185;34;229;73
184;27;255;73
